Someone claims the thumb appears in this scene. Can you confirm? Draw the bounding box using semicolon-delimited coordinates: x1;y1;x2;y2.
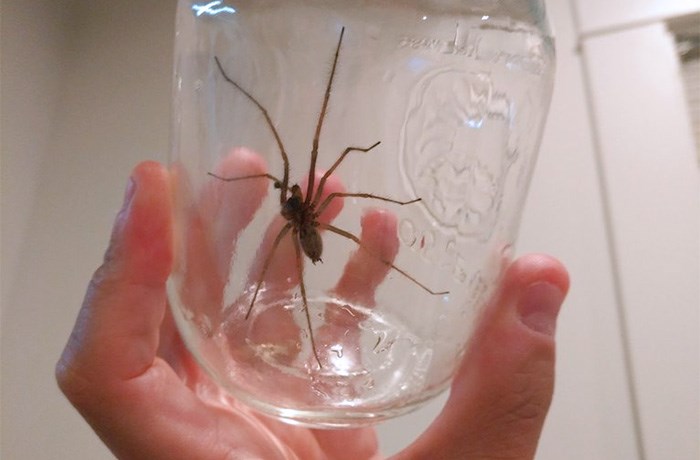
396;254;569;460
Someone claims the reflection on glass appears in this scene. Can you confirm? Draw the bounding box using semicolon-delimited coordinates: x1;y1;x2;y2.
192;1;236;17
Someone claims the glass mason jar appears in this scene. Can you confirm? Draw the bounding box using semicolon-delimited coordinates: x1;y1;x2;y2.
169;0;555;427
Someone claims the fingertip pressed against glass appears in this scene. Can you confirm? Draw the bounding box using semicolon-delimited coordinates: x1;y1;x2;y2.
168;0;555;427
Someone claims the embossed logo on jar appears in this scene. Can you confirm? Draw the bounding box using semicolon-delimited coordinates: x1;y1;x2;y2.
399;69;517;239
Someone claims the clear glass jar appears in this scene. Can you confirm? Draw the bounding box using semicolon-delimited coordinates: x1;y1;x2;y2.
169;0;555;427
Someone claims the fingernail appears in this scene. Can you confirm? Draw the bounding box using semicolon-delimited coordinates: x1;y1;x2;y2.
104;177;137;264
113;177;136;232
518;282;564;336
122;177;136;210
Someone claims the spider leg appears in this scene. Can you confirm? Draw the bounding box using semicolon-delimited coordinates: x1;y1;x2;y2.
214;56;290;202
245;222;293;319
320;223;449;296
292;234;323;368
207;171;283;187
305;26;346;205
315;192;421;219
311;141;381;208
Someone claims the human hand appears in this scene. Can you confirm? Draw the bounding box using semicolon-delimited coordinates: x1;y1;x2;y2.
57;157;568;460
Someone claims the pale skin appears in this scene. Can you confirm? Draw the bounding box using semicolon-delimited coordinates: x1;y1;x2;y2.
56;153;569;460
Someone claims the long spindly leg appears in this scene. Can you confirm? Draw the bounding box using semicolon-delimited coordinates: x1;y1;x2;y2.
292;233;323;368
305;27;346;205
310;141;381;208
214;56;290;202
321;223;449;296
207;171;283;186
245;222;293;319
315;192;421;219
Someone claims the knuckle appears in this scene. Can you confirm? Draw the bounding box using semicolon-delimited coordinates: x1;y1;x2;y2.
468;357;554;459
55;354;93;408
55;267;121;407
500;357;554;424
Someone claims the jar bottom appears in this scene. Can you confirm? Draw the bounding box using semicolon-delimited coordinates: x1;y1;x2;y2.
169;280;451;427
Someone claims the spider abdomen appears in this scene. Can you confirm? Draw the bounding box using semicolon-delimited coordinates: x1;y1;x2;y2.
300;225;323;264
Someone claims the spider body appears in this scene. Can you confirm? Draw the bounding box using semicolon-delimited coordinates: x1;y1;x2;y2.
282;184;323;264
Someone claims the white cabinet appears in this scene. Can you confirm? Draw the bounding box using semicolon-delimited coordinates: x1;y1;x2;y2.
581;20;699;460
575;0;700;35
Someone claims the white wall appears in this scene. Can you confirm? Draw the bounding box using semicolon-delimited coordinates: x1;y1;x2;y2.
1;0;74;324
1;1;174;457
1;0;75;447
1;0;697;458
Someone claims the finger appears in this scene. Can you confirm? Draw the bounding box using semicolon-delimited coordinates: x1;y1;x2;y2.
333;207;399;308
170;148;269;374
56;161;172;385
319;207;399;353
312;209;400;394
394;254;569;460
312;428;380;460
201;147;270;276
311;200;388;459
177;148;269;319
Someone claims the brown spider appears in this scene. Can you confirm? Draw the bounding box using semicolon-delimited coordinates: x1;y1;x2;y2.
209;27;448;368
